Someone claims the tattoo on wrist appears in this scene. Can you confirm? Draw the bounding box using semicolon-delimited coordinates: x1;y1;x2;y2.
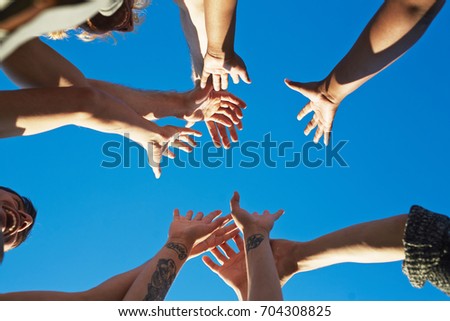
246;234;265;252
143;259;177;301
165;242;188;260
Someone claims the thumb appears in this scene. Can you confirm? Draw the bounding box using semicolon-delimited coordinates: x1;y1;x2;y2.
284;79;317;100
185;121;195;128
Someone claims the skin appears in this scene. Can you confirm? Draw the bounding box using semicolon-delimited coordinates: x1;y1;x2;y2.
285;0;446;145
0;210;239;300
1;37;247;176
270;215;408;286
229;192;284;301
175;0;250;91
203;234;248;300
0;189;33;253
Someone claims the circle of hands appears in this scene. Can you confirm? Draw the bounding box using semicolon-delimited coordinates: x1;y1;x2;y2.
169;192;292;299
131;52;340;179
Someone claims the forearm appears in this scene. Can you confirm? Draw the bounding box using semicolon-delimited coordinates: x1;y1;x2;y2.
321;0;445;103
87;79;188;120
0;87;162;139
176;0;208;83
0;265;146;301
204;0;237;57
123;238;193;300
245;229;282;301
294;215;408;272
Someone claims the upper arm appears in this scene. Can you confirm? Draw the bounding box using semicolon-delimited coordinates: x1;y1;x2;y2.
2;38;87;88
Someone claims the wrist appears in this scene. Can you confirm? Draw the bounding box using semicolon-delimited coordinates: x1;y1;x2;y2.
206;47;235;61
170;92;191;120
318;77;346;104
165;238;194;260
243;227;270;238
177;91;197;120
235;284;248;301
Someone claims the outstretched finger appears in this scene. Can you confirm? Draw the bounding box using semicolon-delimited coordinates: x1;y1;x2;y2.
233;234;244;252
216;124;231;149
272;209;285;221
324;130;331;146
179;128;203;137
221;74;229;91
210;114;233;128
211;247;228;264
313;127;324;144
200;70;211;89
297;102;314;121
229;125;239;143
185;210;194;220
221;102;244;119
220;92;247;109
215;108;240;125
284;79;316;100
170;141;193;153
163;149;175;159
206;121;222;148
173;209;180;219
193;212;204;221
203;210;223;223
230;191;241;212
178;135;197;147
202;255;221;271
304;116;318;136
230;72;240;84
219;241;236;258
237;66;251;84
148;149;162;179
213;74;221;92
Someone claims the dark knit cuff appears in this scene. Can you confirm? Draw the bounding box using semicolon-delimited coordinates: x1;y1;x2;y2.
402;205;450;295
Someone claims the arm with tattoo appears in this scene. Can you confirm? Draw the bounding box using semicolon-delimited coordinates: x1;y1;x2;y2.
122;209;229;301
230;192;284;301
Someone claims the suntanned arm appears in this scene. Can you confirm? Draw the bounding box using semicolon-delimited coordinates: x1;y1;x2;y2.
204;0;237;56
0;213;236;301
175;0;249;90
286;0;446;145
0;265;145;300
175;0;208;83
271;215;408;285
2;38;192;120
0;86;166;138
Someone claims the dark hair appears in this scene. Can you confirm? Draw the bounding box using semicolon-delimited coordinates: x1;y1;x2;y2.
0;186;38;248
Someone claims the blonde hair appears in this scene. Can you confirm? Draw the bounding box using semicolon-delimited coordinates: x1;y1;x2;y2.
47;0;150;41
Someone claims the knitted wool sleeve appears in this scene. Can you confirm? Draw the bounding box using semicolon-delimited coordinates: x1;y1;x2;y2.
402;205;450;296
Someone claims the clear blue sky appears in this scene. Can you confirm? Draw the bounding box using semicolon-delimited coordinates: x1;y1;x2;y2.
1;0;449;300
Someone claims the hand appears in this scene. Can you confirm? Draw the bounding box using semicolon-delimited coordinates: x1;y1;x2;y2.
131;125;202;179
202;234;248;300
285;79;340;146
190;221;239;259
168;209;229;249
200;52;251;91
230;192;284;234
184;83;246;148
